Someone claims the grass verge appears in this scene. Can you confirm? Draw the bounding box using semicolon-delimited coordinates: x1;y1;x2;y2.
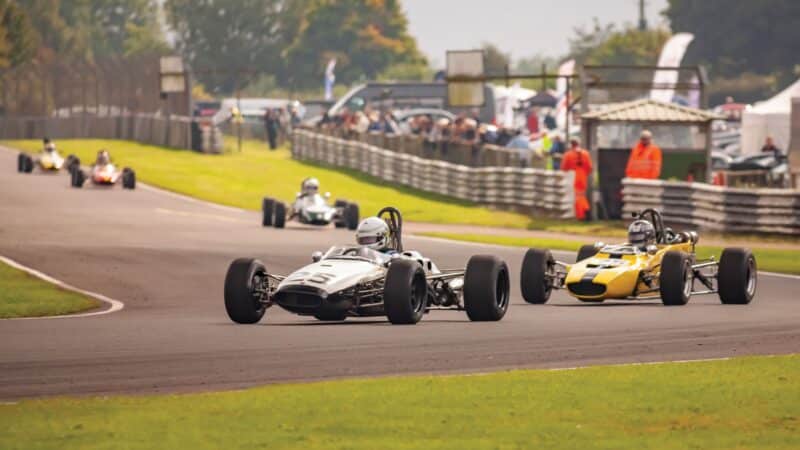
420;232;800;275
3;139;533;228
0;355;797;449
0;259;99;318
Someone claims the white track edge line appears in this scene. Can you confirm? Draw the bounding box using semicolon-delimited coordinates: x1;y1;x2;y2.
0;255;124;320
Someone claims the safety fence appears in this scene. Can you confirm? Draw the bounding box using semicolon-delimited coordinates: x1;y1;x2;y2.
622;178;800;235
310;128;543;168
292;129;574;217
0;114;223;153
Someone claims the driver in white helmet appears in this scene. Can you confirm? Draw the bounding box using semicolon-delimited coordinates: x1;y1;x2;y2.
355;217;395;254
628;219;656;251
300;177;320;198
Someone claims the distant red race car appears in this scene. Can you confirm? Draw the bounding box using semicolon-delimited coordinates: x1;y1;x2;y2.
71;159;136;189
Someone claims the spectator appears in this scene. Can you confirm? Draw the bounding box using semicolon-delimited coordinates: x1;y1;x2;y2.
526;108;539;135
264;109;279;150
506;129;532;168
761;136;782;156
549;134;566;170
625;130;662;180
561;138;592;220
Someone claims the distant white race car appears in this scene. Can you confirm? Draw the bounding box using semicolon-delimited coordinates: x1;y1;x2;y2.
262;177;359;230
225;207;510;324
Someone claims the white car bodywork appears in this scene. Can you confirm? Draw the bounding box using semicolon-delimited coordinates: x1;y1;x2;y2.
291;194;338;225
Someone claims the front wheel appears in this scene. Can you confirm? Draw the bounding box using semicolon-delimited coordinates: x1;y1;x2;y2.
262;197;274;227
65;155;80;174
384;259;427;324
718;248;756;304
224;258;269;324
70;168;86;188
463;255;510;321
122;168;136;189
520;249;554;304
660;251;692;306
273;202;287;228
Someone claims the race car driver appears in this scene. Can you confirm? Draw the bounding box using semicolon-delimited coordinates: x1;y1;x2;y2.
355;217;395;254
95;149;111;167
628;219;657;251
300;177;320;197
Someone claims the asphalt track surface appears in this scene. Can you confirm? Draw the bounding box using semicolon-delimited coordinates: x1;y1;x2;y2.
1;148;798;399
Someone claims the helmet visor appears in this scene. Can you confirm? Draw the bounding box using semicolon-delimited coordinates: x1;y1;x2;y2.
357;235;381;245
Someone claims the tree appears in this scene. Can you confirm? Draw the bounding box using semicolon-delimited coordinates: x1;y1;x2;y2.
664;0;800;87
284;0;425;90
166;0;287;93
0;0;38;68
481;42;510;76
583;27;670;67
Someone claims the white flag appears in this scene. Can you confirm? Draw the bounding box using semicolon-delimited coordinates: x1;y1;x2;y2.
555;59;575;130
650;33;694;103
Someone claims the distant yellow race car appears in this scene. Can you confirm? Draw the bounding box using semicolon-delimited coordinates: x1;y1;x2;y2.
17;150;79;174
520;209;757;306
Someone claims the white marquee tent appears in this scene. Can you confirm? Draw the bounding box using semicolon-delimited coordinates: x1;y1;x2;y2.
740;78;800;154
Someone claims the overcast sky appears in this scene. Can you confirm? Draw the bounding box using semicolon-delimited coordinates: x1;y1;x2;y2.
401;0;670;67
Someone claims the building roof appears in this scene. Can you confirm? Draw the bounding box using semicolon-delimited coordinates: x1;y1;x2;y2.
582;98;722;123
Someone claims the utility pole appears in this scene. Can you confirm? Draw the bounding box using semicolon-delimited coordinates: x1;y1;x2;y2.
638;0;648;30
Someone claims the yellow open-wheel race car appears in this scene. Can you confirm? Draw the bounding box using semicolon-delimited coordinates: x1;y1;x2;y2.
520;209;757;306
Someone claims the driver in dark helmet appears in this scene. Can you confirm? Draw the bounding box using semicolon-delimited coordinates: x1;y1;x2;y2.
628;219;656;250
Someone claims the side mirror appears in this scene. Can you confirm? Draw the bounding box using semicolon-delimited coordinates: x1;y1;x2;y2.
593;241;606;249
324;191;331;198
311;251;323;262
646;245;658;255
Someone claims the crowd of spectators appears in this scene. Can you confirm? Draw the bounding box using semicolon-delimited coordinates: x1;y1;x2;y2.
316;105;566;169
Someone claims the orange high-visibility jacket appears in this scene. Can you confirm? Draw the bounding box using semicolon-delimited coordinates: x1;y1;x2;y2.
625;142;662;179
561;147;592;192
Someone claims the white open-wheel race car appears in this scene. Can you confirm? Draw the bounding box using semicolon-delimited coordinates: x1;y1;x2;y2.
520;209;757;306
70;150;136;190
225;207;511;325
261;177;359;229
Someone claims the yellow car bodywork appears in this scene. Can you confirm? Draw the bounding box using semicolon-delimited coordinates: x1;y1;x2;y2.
564;242;693;301
37;153;64;171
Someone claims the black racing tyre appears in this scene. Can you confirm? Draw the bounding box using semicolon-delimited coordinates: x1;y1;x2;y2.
659;251;692;306
23;154;34;173
71;169;86;188
463;255;510;321
345;202;360;230
718;248;757;305
122;168;136;189
17;153;25;173
520;249;554;304
65;154;80;174
313;311;348;321
262;197;274;227
273;202;287;228
577;244;597;262
224;258;269;324
334;200;347;228
384;259;427;324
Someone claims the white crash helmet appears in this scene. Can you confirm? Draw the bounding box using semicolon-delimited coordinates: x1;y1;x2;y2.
302;177;320;195
355;217;390;250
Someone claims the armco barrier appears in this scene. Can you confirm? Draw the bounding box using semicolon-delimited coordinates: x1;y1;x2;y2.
0;114;222;153
292;129;575;217
622;178;800;235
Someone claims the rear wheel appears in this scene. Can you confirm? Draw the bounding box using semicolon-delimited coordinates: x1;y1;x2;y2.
70;169;86;188
23;155;34;173
577;244;597;262
273;202;287;228
262;197;274;227
122;168;136;189
718;248;756;304
224;258;269;324
520;249;554;304
660;251;692;306
463;255;510;321
345;202;360;230
384;259;427;324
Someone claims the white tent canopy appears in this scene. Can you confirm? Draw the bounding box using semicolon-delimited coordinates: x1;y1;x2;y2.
740;78;800;154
